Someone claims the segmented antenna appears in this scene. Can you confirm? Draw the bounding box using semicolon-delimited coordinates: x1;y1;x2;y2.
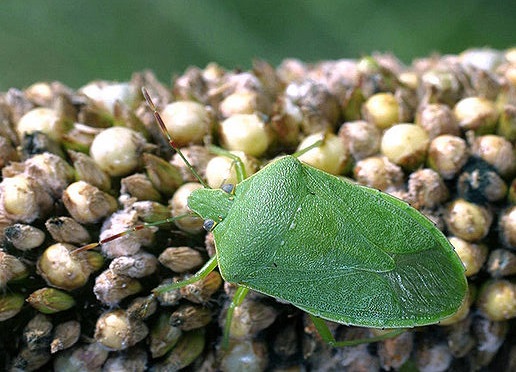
73;89;210;254
141;87;209;188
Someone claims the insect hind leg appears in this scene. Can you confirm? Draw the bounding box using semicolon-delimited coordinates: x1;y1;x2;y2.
309;314;405;347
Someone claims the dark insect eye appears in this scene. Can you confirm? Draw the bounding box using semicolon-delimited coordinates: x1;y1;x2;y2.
203;219;216;231
221;184;235;194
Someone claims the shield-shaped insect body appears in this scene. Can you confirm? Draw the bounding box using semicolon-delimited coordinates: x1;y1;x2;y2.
188;155;468;329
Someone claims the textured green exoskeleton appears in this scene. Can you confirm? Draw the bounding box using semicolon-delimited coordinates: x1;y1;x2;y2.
136;88;467;348
188;156;467;329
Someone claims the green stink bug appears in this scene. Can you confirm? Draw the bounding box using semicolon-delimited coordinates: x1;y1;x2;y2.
80;88;468;348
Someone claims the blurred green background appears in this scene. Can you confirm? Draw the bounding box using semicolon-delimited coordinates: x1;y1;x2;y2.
0;0;514;91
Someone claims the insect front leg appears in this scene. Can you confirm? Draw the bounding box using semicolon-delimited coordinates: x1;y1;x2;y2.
152;255;218;295
209;145;248;183
308;315;406;347
221;285;250;349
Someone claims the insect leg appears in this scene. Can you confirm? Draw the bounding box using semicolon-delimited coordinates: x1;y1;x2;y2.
208;145;247;183
308;314;406;347
222;285;250;349
152;255;218;294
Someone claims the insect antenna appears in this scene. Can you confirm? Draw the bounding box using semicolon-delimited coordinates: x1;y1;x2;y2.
141;87;209;188
72;213;194;254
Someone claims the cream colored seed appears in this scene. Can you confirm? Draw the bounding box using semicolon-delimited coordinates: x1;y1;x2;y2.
219;113;270;157
205;151;257;188
296;132;350;175
170;182;205;233
362;92;400;130
160;100;211;147
445;199;493;242
381;124;430;170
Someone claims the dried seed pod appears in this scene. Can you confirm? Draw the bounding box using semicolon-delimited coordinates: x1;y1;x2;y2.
341;349;380;372
361;92;400;130
405;168;449;209
0;135;19;170
445;199;493;242
415;103;460;139
0;292;25;321
3;152;75;199
23;313;53;351
103;347;148;372
454;96;499;134
381;123;430;170
338;120;381;161
219;90;271;118
62;181;118;224
420;68;462;107
95;309;149;350
170;304;212;331
170;145;211;183
127;295;158;320
159;100;212;147
170;182;205;233
0;251;28;287
219;339;267;372
219;113;271;158
457;159;508;203
53;341;109;371
269;96;302;148
377;331;413;370
499;205;516;249
27;287;76;314
130;200;171;224
486;249;516;278
150;312;183;358
93;268;143;306
68;149;111;191
226;298;278;340
444;314;475;358
37;242;102;290
159;246;205;273
0;174;54;223
297;132;350;175
154;279;182;306
62;122;103;153
121;173;162;202
155;328;205;371
11;347;51;372
448;236;488;277
272;321;298;360
143;152;183;197
353;155;404;191
476;280;516;321
97;208;157;258
50;320;80;353
205;151;257;188
497;103;516;142
180;271;222;304
469;316;508;367
45;216;90;245
16;107;66;142
109;251;158;278
470;134;516;178
285;80;340;134
90;126;150;177
4;223;45;251
80;81;138;114
415;340;453;372
427;135;469;180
